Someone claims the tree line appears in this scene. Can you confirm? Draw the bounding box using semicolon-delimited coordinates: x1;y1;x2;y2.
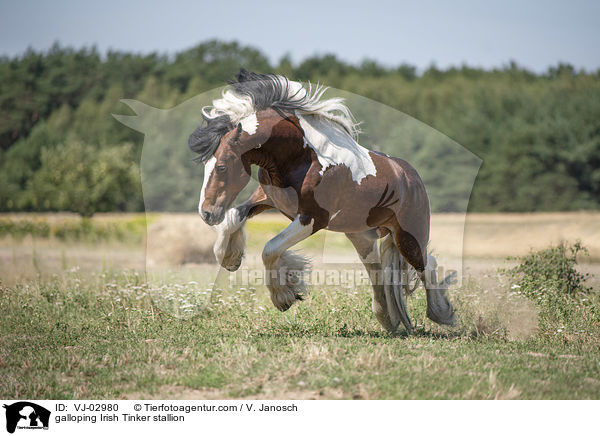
1;39;599;215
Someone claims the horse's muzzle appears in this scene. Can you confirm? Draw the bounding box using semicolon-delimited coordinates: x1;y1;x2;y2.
200;208;225;226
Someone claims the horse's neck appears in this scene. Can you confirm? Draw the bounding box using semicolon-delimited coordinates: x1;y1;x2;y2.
298;114;376;184
242;140;311;187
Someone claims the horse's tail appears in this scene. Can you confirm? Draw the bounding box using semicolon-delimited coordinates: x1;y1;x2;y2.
423;254;457;326
379;235;413;334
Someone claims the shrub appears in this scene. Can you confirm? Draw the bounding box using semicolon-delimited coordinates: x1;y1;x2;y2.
501;242;596;330
504;242;592;302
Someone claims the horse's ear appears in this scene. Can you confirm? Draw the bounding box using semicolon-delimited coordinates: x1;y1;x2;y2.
230;123;243;149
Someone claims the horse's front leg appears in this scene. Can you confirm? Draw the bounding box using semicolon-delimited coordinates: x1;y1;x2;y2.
262;214;318;311
213;186;272;271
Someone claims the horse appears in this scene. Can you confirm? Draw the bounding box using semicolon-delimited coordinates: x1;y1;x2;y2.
188;69;455;334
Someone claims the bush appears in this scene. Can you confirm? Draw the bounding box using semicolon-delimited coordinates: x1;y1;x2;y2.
504;242;592;302
501;242;596;330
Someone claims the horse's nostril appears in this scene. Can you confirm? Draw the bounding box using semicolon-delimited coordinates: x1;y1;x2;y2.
202;211;212;222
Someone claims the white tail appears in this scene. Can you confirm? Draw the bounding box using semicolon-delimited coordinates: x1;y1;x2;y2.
421;254;456;326
379;235;413;334
380;239;456;332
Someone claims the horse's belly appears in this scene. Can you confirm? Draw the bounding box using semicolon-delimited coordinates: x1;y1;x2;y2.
262;182;374;232
314;172;380;233
324;208;374;233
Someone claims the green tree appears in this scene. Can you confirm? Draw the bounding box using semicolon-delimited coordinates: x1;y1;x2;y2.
24;141;142;216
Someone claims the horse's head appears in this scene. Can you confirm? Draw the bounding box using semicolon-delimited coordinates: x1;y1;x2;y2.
198;123;250;225
191;110;278;225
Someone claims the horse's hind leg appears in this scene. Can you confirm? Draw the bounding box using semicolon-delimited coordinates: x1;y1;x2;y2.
380;234;413;333
390;223;455;326
345;230;395;332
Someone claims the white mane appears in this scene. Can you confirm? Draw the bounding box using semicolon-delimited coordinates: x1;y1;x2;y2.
202;76;360;140
201;74;376;183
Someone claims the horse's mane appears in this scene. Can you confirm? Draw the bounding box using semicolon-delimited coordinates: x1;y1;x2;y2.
188;114;232;163
188;69;359;162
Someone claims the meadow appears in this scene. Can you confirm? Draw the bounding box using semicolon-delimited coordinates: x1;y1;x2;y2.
0;212;599;399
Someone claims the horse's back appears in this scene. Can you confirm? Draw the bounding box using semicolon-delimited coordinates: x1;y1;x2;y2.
371;152;429;211
311;151;430;241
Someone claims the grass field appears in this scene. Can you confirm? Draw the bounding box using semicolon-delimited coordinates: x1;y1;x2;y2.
1;212;599;399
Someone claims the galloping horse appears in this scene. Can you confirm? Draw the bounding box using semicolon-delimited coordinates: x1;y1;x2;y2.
188;70;455;334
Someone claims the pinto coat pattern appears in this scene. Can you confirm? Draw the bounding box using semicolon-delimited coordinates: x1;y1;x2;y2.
189;69;456;334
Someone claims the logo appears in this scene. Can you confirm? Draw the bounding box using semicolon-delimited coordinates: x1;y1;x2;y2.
2;402;50;434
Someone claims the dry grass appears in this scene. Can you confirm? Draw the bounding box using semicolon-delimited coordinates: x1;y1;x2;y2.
3;210;600;289
451;274;540;341
145;213;216;266
457;212;600;260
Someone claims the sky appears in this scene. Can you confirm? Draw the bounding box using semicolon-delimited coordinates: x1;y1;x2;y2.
0;0;598;72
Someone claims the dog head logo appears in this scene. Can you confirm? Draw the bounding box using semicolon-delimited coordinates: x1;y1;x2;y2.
3;402;50;433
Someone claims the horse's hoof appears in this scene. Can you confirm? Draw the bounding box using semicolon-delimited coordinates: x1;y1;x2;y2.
276;302;292;312
427;308;456;326
223;261;242;272
269;286;302;312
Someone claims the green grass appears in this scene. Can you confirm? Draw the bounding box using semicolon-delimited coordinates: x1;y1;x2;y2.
1;266;599;399
0;214;154;242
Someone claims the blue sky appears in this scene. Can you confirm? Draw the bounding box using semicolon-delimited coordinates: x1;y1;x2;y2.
0;0;598;72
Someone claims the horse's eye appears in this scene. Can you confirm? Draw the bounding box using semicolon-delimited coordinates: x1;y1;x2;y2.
216;165;227;174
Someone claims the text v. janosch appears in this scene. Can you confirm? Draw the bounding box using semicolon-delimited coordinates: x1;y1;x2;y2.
142;403;298;412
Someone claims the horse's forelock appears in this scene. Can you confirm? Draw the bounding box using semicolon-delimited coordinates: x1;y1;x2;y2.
187;115;232;163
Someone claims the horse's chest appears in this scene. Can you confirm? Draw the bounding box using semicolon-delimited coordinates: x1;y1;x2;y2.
262;184;299;217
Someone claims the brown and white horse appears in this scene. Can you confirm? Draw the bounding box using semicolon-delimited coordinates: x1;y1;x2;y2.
188;70;455;334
